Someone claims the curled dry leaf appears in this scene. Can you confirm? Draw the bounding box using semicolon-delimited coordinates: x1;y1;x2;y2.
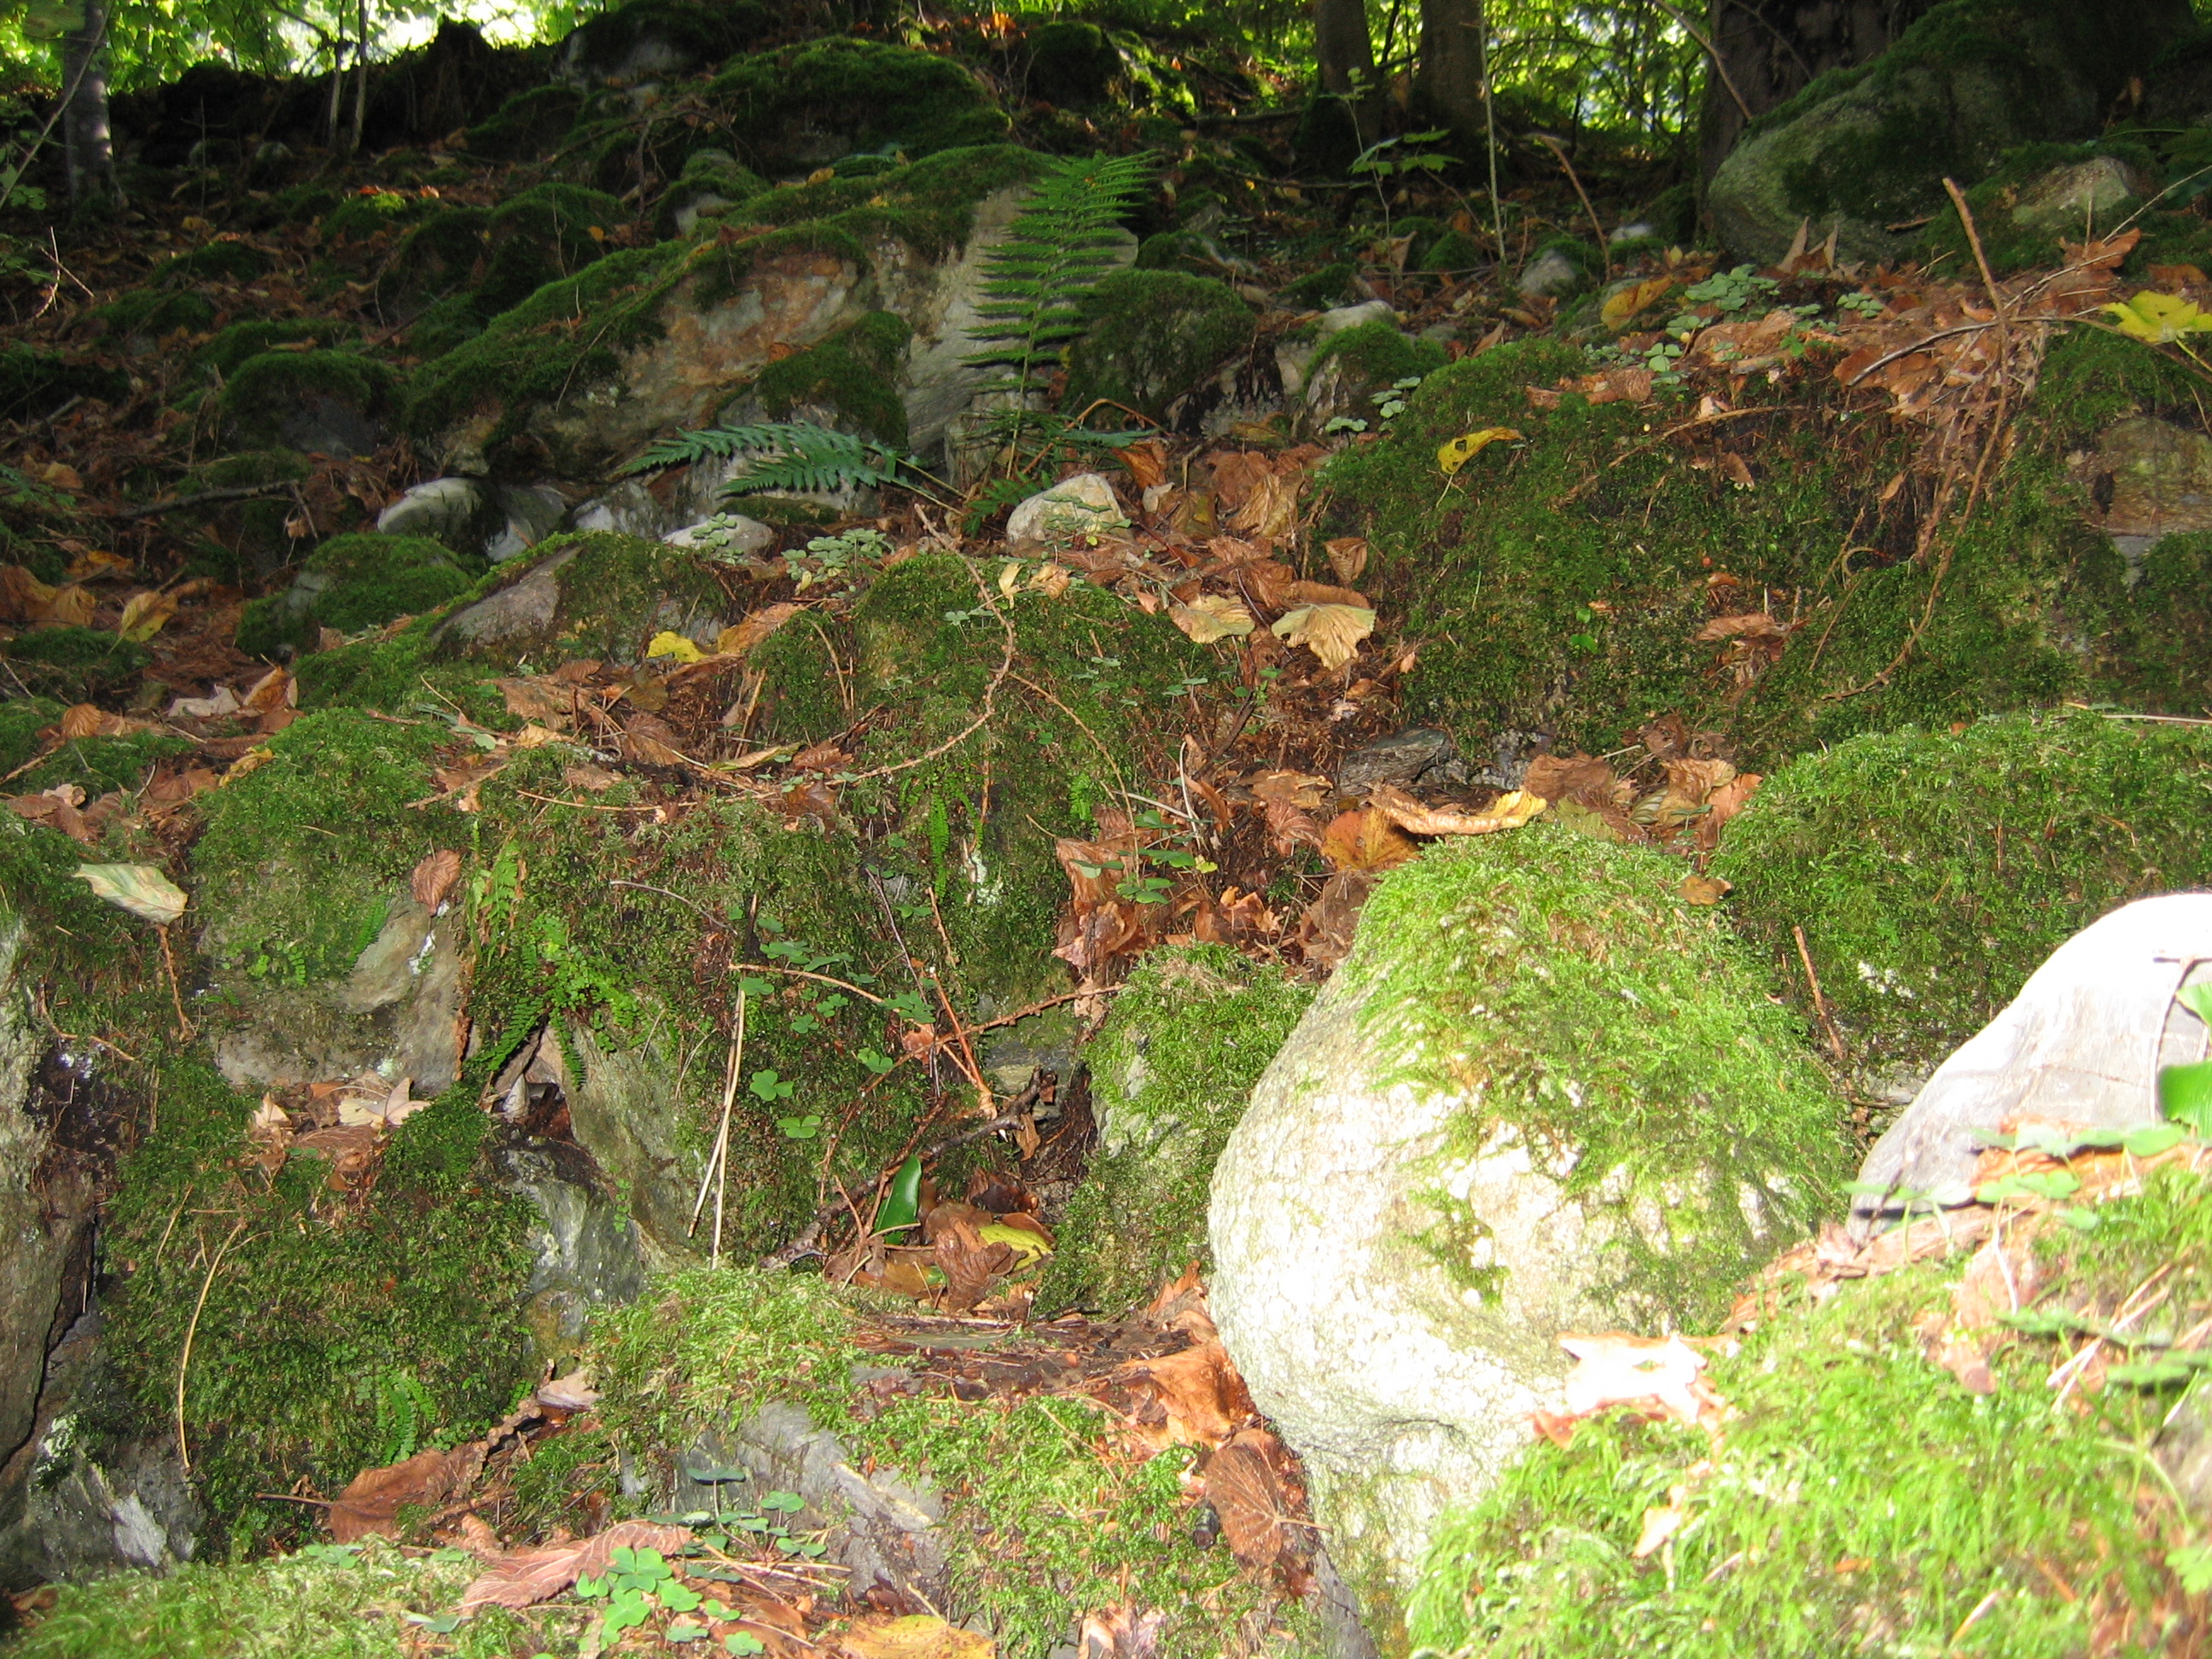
1270;602;1375;672
457;1519;693;1613
1694;612;1790;643
1324;536;1369;585
1168;594;1254;643
1367;783;1546;837
1318;807;1417;874
1679;873;1732;906
411;847;463;911
327;1444;480;1542
58;703;103;741
1557;1331;1722;1429
1203;1429;1290;1570
239;667;295;715
72;863;187;925
718;601;801;658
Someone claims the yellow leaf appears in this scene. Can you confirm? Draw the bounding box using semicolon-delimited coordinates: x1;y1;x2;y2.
1602;275;1676;331
2104;290;2212;343
644;630;704;663
1168;594;1254;643
998;559;1022;600
1270;602;1375;670
975;1222;1052;1261
116;588;178;643
837;1615;995;1659
1437;428;1523;476
1679;873;1732;905
73;862;188;925
38;583;96;627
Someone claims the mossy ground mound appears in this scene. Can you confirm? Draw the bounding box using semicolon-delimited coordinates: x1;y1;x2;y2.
705;39;1009;176
1715;711;2212;1083
218;351;400;453
1062;271;1255;426
236;533;481;659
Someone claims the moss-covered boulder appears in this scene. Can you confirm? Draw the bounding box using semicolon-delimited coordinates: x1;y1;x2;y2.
1919;142;2154;276
1714;712;2212;1093
554;0;770;84
1023;20;1123;107
1210;828;1851;1639
1296;316;1445;432
0;627;150;702
374;207;492;322
87;286;217;348
0;345;126;420
218;350;400;456
423;530;725;669
236;532;481;659
706;39;1009;175
1708;0;2197;265
655;148;769;237
1062;271;1254;428
461;83;584;160
719;309;911;444
1039;947;1310;1317
191;319;354;381
151;238;273;286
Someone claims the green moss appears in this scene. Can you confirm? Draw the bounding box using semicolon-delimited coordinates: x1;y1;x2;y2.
373;207;491;321
320;189;443;246
0;626;151;701
706;39;1010;175
737;310;911;444
1348;828;1851;1327
192;320;355;381
1024;19;1122;106
1410;1165;2212;1657
1039;946;1311;1316
590;1269;1282;1659
154;239;274;286
90;287;217;342
1062;270;1254;425
1714;711;2212;1080
0;345;127;419
1307;316;1447;389
0;695;61;770
1418;228;1485;274
237;533;480;660
462;83;585;160
218;351;400;451
6;1537;536;1658
1280;260;1358;308
15;730;194;798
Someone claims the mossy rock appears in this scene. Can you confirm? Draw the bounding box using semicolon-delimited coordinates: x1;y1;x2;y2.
1280;260;1359;308
236;533;482;659
555;0;771;84
1920;140;2157;275
726;309;911;445
192;319;356;381
0;346;126;420
1419;227;1484;275
1062;270;1254;428
473;182;626;314
375;207;492;322
89;287;217;344
218;350;400;456
426;531;729;669
1299;317;1445;428
461;83;585;161
1714;711;2212;1088
1133;230;1217;275
320;189;443;247
1023;20;1123;107
655;153;770;237
1039;946;1310;1316
1708;0;2198;264
1211;827;1851;1635
707;39;1010;176
0;627;151;701
153;239;273;286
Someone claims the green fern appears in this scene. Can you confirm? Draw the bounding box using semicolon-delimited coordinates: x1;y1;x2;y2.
618;419;928;499
963;150;1156;413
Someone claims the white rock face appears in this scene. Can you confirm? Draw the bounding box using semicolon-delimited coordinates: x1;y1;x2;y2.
1004;473;1128;547
1854;893;2212;1223
1516;247;1581;297
377;475;492;547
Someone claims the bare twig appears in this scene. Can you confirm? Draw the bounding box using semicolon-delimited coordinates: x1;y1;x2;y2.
177;1217;249;1476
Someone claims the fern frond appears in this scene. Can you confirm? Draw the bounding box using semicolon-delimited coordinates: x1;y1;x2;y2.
620;420;930;500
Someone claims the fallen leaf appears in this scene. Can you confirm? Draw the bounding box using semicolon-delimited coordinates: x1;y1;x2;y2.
718;601;801;658
168;684;242;720
1633;1497;1691;1558
38;583;96;627
837;1614;995;1659
64;549;132;583
1112;1337;1251;1450
73;863;187;924
1558;1331;1712;1427
1249;770;1330;810
975;1220;1052;1262
1202;1430;1289;1570
1679;874;1732;905
1324;536;1369;585
457;1520;692;1612
494;676;571;725
934;1218;1016;1313
1078;1607;1164;1659
1437;427;1523;475
410;848;463;912
645;629;704;663
1270;603;1375;671
1168;595;1254;643
59;703;103;741
1695;612;1790;642
1693;771;1761;853
2105;289;2212;343
1602;276;1677;330
238;666;294;714
1318;806;1417;874
1229;470;1300;540
1718;452;1755;490
116;588;178;643
1368;784;1546;836
562;762;620;791
39;461;82;491
327;1445;476;1542
338;1075;428;1129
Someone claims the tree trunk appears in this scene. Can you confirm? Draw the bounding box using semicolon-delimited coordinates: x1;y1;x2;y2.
1314;0;1377;97
1414;0;1487;139
345;0;370;155
60;0;117;203
1698;0;1937;183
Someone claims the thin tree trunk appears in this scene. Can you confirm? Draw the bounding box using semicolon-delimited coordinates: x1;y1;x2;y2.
60;0;117;203
1414;0;1487;139
1314;0;1377;96
345;0;370;155
1698;0;1936;183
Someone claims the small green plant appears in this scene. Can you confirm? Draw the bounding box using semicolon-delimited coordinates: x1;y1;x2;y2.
1371;373;1426;422
2157;983;2212;1133
575;1545;702;1645
1669;264;1778;329
789;527;892;591
1836;290;1886;318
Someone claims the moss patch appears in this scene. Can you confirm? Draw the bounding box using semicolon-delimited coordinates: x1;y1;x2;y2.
236;533;481;660
192;320;356;382
1714;710;2212;1080
1062;271;1255;426
153;239;274;286
736;310;911;444
706;39;1009;176
218;352;400;452
1039;946;1311;1316
0;346;127;420
1;626;152;701
89;287;218;343
1348;827;1852;1326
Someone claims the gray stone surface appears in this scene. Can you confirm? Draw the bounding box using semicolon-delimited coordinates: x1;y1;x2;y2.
376;475;499;552
490;1126;652;1359
1004;474;1129;548
1516;247;1580;298
429;544;582;654
1852;894;2212;1227
1336;728;1463;795
2012;155;2144;237
2074;416;2212;574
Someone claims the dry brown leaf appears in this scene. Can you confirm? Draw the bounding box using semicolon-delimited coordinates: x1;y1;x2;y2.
117;588;178;643
1078;1607;1165;1659
1203;1430;1289;1570
1270;602;1374;672
1694;612;1790;643
838;1615;995;1659
1324;536;1370;585
718;601;801;658
39;584;96;627
1633;1497;1691;1558
1318;807;1417;874
1679;874;1732;905
239;667;295;715
411;848;463;912
562;762;620;792
457;1520;693;1613
934;1218;1016;1313
326;1445;476;1542
1283;579;1370;609
59;703;104;741
1119;439;1168;492
1115;1338;1250;1450
494;676;571;725
1168;595;1254;643
1249;770;1330;810
1694;771;1761;852
1368;783;1546;837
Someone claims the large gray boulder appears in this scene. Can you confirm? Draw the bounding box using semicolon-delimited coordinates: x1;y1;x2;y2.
1208;830;1850;1643
1708;0;2197;265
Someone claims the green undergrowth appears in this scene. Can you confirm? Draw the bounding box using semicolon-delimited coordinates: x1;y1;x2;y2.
1348;827;1852;1327
1320;327;2209;763
101;1058;535;1556
236;533;483;661
1714;710;2212;1082
6;1539;532;1659
1409;1163;2212;1658
1;626;150;701
1063;271;1255;426
591;1269;1292;1659
14;730;194;797
1040;946;1311;1315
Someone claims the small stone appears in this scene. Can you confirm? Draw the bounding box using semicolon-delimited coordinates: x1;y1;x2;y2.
664;514;775;557
1337;727;1460;794
2012;155;2143;236
1315;300;1397;336
1608;220;1658;244
375;476;493;548
1517;247;1582;298
484;482;568;563
1004;473;1129;547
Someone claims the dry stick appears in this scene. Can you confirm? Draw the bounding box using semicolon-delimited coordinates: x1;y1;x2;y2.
154;923;194;1039
176;1217;249;1476
107;481;296;521
1535;135;1612;280
1792;924;1848;1066
688;985;748;1267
